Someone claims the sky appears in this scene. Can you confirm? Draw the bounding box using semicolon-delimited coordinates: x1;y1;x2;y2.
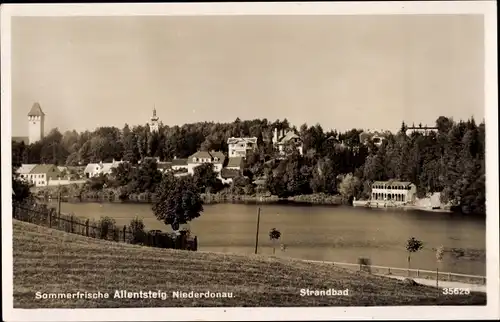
11;15;484;136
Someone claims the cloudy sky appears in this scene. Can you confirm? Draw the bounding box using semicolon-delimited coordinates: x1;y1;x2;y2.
11;14;484;136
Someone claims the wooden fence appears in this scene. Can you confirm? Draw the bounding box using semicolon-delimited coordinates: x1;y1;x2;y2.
12;203;197;251
303;260;487;285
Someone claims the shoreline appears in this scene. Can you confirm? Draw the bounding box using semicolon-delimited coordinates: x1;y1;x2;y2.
352;200;452;214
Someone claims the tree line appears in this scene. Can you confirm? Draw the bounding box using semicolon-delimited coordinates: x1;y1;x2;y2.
11;116;486;215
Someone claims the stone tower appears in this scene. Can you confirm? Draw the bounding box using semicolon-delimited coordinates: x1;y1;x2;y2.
149;107;159;133
28;102;45;144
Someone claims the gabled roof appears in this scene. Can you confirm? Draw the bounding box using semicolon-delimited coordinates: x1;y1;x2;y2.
12;137;29;144
221;168;241;179
171;158;188;166
189;151;226;164
30;164;60;175
227;157;244;168
227;137;258;145
16;164;37;174
157;162;172;170
28;103;45;117
277;131;301;144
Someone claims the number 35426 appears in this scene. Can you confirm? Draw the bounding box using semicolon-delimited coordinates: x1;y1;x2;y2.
442;288;471;295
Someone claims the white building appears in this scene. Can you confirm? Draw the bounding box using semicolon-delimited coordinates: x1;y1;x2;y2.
227;137;258;158
170;158;188;171
28;103;45;144
187;151;226;175
272;128;303;156
371;180;417;204
17;164;61;187
84;160;125;178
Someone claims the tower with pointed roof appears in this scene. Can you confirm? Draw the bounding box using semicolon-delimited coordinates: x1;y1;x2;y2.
149;106;159;133
28;102;45;144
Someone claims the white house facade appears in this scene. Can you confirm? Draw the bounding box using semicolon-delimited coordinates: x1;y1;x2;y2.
187;151;225;175
370;180;417;204
84;160;125;178
227;137;258;158
272;128;303;156
17;164;61;187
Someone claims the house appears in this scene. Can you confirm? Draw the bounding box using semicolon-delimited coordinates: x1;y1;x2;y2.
226;156;244;170
272;128;303;155
84;160;124;178
16;164;38;180
171;158;188;171
370;180;417;204
18;164;61;187
187;151;226;175
220;168;241;185
359;129;389;147
157;162;172;174
227;137;258;158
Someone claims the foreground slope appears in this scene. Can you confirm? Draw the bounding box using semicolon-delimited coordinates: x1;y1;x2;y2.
13;220;486;308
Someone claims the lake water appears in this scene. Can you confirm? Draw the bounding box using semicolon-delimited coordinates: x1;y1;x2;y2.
50;201;486;276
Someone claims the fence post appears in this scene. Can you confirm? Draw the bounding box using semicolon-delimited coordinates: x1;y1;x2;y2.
70;215;74;233
123;225;126;242
85;219;89;237
48;209;52;228
388;268;391;275
447;272;451;280
417;269;419;277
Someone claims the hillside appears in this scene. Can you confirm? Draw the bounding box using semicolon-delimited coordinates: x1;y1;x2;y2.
12;220;486;308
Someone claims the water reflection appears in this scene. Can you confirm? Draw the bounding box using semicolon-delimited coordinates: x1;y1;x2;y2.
51;201;486;275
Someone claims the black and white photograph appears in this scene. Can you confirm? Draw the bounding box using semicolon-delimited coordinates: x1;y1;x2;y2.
1;2;498;321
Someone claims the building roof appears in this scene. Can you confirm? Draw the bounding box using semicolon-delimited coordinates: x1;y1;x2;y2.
16;164;38;174
157;162;172;170
30;164;60;175
221;168;241;179
171;158;188;166
12;137;29;144
28;102;45;117
101;162;121;174
278;131;301;144
227;137;258;145
189;151;226;164
372;180;413;187
227;157;244;168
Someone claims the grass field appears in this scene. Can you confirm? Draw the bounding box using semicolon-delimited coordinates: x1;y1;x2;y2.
12;219;486;308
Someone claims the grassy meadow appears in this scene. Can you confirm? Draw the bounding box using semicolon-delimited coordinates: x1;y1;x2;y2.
12;219;486;308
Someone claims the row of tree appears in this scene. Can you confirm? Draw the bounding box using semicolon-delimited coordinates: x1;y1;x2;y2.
12;116;486;215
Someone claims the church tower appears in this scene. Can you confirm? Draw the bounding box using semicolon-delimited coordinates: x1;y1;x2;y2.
149;107;159;133
28;102;45;144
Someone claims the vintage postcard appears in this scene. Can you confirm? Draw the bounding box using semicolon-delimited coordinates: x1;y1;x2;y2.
1;2;498;321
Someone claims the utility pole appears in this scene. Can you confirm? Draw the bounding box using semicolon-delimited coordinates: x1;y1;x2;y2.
57;180;61;216
254;207;261;254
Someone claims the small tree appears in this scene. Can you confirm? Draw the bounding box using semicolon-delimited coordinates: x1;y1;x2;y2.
98;216;116;240
269;228;281;255
436;245;445;288
338;173;361;204
152;174;203;231
406;237;424;273
128;217;145;244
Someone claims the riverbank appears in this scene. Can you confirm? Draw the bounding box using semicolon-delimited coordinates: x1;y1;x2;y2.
13;219;486;307
352;199;452;213
36;185;344;206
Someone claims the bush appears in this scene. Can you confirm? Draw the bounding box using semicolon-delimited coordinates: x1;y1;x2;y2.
128;217;146;244
97;216;116;240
